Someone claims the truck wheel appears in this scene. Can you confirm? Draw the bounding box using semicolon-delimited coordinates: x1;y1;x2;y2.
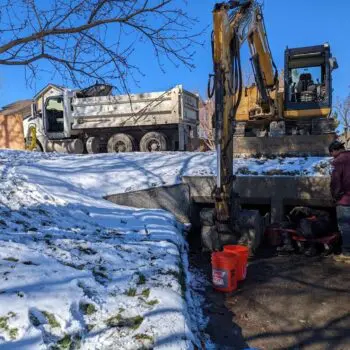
26;139;42;152
86;137;100;154
140;132;167;152
33;143;43;152
107;133;136;153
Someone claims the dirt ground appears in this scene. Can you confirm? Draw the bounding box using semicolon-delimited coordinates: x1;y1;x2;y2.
190;253;350;350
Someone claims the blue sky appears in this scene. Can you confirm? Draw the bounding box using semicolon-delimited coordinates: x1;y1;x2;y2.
0;0;349;106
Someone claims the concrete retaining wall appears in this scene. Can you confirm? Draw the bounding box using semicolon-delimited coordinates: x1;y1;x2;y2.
233;134;335;157
105;183;191;223
105;175;333;225
183;175;333;223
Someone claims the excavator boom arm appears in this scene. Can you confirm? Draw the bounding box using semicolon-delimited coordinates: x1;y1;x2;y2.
211;0;278;237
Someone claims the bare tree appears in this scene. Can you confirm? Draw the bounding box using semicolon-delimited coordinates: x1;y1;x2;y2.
334;90;350;141
0;0;203;92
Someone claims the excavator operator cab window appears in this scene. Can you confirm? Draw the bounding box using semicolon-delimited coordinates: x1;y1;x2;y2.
284;45;335;112
289;66;325;103
45;96;64;133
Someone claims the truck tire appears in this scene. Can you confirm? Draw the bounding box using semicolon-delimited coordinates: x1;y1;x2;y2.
107;133;136;153
139;132;167;152
33;143;43;152
86;137;100;154
26;139;42;152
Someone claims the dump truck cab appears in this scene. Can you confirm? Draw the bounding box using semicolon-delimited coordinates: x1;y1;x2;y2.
44;94;66;137
284;44;338;120
43;89;78;140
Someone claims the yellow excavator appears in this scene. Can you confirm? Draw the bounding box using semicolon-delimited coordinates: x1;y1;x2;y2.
202;0;338;250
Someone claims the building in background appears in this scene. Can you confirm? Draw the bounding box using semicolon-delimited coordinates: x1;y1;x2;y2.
0;100;32;150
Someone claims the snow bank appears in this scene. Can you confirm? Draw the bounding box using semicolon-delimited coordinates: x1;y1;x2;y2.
0;150;201;349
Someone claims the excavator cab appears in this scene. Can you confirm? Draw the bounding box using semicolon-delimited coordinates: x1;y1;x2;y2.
284;44;338;120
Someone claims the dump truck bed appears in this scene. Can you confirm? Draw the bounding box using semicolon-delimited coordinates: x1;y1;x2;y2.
71;85;198;130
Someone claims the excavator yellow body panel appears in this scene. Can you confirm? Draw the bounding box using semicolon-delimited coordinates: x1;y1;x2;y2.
284;108;331;119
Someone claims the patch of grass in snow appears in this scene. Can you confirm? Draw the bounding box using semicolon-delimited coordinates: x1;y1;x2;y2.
105;313;122;327
22;260;39;266
0;316;9;330
42;311;60;328
134;333;154;341
136;273;146;285
125;288;137;297
56;334;71;349
86;324;95;332
0;219;7;227
78;246;97;255
106;314;144;330
128;316;144;330
80;302;97;315
63;262;85;270
0;313;18;339
3;257;18;262
164;265;186;296
145;299;159;306
92;268;108;280
141;288;150;298
9;328;18;339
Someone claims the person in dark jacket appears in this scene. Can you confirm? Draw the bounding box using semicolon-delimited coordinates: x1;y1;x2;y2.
329;140;350;262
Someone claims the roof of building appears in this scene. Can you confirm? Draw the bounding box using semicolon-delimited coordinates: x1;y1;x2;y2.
0;99;32;117
33;83;65;100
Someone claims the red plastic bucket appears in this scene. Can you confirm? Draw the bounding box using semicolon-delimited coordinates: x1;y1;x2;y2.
211;252;238;292
223;245;249;281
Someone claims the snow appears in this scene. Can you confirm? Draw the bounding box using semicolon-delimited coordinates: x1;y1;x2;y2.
0;149;332;349
0;150;200;349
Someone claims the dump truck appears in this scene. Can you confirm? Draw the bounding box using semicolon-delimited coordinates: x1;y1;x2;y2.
23;85;199;153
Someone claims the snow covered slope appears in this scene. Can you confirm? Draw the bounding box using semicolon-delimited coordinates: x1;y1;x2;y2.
0;150;331;349
0;150;203;349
